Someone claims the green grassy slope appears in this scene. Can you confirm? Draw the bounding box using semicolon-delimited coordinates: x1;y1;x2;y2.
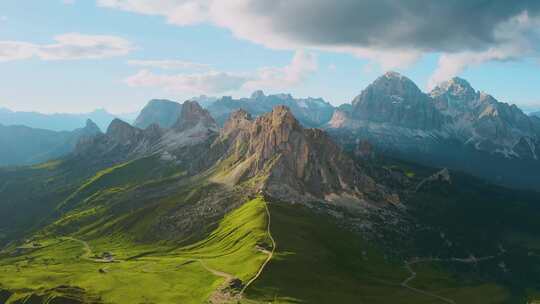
243;202;510;304
0;198;270;304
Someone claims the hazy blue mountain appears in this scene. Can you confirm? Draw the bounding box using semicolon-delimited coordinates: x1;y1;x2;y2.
206;90;336;127
191;95;218;108
0;107;131;132
531;111;540;118
133;99;183;129
0;119;101;166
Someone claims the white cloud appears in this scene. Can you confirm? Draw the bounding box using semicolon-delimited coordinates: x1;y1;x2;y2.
125;69;249;94
0;33;134;62
428;11;540;89
244;50;317;90
0;16;8;22
98;1;540;84
96;0;419;69
125;50;318;94
127;59;210;70
97;0;210;25
63;0;75;4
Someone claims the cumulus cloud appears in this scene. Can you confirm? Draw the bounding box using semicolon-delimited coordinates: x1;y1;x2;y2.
0;33;134;62
125;69;249;94
125;50;318;94
428;11;540;89
244;50;317;90
98;0;540;84
127;59;210;70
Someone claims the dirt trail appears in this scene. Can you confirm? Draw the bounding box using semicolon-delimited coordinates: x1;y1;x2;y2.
62;237;114;263
401;255;499;304
241;202;276;294
401;260;456;304
198;259;234;282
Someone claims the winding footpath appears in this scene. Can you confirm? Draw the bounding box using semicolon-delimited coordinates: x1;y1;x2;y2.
400;255;499;304
241;202;276;295
62;237;115;263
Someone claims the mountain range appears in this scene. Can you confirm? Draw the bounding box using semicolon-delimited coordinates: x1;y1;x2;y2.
328;72;540;190
0;107;135;132
0;119;102;167
1;100;539;303
2;73;539;192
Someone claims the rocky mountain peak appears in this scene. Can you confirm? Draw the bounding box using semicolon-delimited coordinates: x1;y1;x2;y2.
430;77;477;102
371;71;421;94
83;119;101;134
173;100;217;132
222;109;253;136
250;90;265;99
213;105;389;203
106;119;141;144
349;72;443;130
267;105;300;129
134;99;182;129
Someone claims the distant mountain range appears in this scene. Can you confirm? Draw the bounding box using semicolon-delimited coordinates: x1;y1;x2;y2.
0;119;101;166
0;107;135;132
531;110;540;118
205;90;335;127
2;74;539;191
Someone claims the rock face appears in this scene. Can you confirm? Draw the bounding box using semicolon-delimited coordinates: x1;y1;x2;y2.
75;101;219;165
134;99;183;129
350;72;445;130
430;77;540;159
207;91;335;127
173;101;217;132
213;106;388;203
327;72;540;190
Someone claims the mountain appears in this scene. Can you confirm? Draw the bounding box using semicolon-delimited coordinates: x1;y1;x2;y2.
133;99;183;129
1;103;540;303
191;95;218;108
531;110;540;118
430;77;540;158
0;119;101;166
328;72;540;190
211;106;393;204
206;90;336;127
0;108;129;132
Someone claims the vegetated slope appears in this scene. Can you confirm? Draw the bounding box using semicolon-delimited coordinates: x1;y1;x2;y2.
239;200;511;304
0;198;271;304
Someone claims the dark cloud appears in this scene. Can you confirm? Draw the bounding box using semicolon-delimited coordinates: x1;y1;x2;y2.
244;0;540;52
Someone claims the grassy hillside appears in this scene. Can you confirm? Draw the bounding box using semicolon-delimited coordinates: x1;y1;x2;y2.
242;202;511;304
0;198;271;304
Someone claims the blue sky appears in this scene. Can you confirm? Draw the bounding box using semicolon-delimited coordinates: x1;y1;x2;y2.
1;1;539;114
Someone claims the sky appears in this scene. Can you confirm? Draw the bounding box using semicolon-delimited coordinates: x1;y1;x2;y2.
1;0;540;114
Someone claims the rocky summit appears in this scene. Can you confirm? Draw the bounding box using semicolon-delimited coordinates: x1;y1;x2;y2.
133;99;183;129
328;71;540;190
212;105;392;203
